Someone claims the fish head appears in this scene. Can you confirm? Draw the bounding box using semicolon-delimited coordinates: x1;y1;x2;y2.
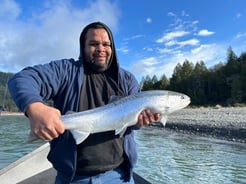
143;90;190;126
142;90;190;115
163;91;190;114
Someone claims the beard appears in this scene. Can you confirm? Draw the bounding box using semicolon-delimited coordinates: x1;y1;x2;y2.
84;56;111;72
89;60;109;72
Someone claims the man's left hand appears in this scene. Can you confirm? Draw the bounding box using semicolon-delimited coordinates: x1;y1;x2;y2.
137;109;160;127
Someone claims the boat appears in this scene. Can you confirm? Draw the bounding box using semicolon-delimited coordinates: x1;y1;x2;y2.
0;143;151;184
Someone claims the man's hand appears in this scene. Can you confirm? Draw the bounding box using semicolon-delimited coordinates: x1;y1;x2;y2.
137;109;160;127
26;102;65;141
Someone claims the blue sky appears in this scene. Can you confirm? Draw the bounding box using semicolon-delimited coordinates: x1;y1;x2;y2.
0;0;246;81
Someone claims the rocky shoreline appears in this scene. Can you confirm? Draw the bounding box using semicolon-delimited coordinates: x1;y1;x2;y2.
162;107;246;143
0;111;23;116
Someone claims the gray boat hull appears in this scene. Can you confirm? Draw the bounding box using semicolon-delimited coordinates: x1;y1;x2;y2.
0;143;150;184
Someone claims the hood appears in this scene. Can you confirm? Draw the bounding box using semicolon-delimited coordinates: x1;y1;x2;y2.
79;22;119;74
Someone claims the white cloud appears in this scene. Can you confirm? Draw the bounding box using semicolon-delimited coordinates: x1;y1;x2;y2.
190;44;225;64
124;34;145;41
178;39;200;46
117;47;129;54
167;12;176;17
156;31;189;43
131;57;161;77
164;38;199;47
0;0;21;20
181;10;189;17
0;0;120;72
198;29;215;36
146;18;152;23
235;32;246;39
236;13;241;18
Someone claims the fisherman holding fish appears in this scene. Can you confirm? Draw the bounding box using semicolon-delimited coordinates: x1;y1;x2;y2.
8;22;160;184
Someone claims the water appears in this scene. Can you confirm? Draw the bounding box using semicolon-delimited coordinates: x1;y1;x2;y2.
0;116;43;168
134;128;246;184
0;116;246;184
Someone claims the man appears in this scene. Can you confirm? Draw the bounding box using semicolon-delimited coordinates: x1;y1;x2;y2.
8;22;160;184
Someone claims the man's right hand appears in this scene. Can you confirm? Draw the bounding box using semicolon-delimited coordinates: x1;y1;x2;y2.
26;102;65;141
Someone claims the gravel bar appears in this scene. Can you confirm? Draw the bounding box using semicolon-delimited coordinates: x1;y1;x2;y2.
162;107;246;143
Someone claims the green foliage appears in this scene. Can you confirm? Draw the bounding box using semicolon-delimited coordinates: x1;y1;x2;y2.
141;47;246;106
0;72;16;111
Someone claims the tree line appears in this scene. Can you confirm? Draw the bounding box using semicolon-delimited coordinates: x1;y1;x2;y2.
0;72;18;112
1;47;246;111
141;47;246;106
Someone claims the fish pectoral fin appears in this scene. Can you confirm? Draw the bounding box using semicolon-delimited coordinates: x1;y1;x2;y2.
26;131;39;143
115;126;128;137
160;115;168;126
70;130;90;144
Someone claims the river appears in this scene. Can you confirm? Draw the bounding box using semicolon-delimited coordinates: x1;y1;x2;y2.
0;115;246;184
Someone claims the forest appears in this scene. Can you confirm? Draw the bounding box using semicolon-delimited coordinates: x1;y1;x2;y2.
0;47;246;112
141;47;246;106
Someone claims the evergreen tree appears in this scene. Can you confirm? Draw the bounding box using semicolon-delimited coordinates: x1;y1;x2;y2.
151;75;159;89
224;47;242;104
158;74;169;90
141;75;153;91
169;60;194;93
189;61;209;105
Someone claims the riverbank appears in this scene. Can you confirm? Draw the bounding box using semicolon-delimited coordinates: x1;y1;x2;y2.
0;111;23;116
163;107;246;143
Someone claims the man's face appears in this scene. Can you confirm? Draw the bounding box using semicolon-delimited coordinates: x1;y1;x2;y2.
84;28;112;72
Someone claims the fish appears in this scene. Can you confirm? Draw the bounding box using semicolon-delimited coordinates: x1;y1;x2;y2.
28;90;190;144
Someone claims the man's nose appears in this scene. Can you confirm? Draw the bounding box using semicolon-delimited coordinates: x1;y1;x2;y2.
96;44;105;51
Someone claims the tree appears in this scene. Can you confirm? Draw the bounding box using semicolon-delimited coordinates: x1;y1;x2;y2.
189;61;209;105
224;47;243;104
141;75;153;91
157;74;169;90
225;47;240;75
239;52;246;101
169;60;194;93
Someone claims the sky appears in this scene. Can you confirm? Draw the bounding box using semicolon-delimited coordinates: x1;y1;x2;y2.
0;0;246;81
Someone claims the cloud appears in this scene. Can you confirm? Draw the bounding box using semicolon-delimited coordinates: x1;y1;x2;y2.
117;46;129;54
167;12;176;17
235;32;246;39
198;29;215;36
236;13;241;18
0;0;120;72
181;10;189;17
146;18;152;23
178;39;200;46
156;31;190;43
131;57;161;77
0;0;21;20
124;34;145;41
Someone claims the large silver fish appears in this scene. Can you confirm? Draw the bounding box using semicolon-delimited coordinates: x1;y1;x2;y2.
28;90;190;144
